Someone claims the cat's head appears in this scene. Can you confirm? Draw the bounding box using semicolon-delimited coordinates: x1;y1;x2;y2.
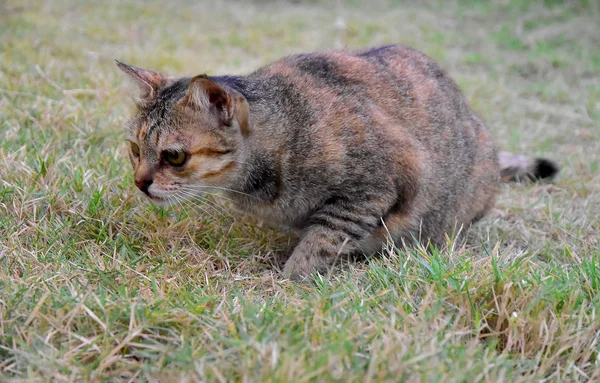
116;61;249;206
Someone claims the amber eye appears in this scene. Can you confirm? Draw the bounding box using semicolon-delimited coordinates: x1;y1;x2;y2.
163;150;187;167
131;142;140;157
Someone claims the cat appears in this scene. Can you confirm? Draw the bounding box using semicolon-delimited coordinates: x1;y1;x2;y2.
116;44;558;280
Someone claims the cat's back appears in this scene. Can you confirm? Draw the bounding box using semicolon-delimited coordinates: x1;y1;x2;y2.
248;45;475;139
251;44;452;106
244;45;499;240
247;44;494;162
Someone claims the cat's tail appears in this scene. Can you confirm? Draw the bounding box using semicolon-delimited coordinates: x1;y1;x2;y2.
498;151;559;182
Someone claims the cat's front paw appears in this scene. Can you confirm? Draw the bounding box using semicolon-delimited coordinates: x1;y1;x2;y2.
283;253;329;281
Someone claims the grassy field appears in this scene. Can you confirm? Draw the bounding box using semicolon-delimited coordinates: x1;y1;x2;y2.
1;0;599;381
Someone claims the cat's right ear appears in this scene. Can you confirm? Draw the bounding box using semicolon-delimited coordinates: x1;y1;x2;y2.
115;60;163;102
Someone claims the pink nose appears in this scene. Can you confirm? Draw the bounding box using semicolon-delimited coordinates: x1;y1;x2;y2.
135;177;153;194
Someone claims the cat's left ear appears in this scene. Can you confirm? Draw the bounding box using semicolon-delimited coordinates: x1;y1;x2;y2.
179;75;249;133
115;60;164;101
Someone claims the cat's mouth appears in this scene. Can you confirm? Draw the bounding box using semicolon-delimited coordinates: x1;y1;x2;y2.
145;192;173;207
146;193;163;201
139;189;168;205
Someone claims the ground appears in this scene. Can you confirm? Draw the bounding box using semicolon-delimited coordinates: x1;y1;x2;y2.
1;0;599;381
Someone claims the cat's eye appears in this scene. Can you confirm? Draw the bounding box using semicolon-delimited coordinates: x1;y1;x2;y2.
131;142;140;157
163;150;187;167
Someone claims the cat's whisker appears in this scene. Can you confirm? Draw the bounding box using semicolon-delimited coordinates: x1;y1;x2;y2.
192;196;232;219
168;186;232;219
177;185;241;204
175;190;232;220
176;194;221;222
168;194;192;220
176;193;221;221
176;188;231;217
185;184;256;199
168;192;201;218
176;190;235;204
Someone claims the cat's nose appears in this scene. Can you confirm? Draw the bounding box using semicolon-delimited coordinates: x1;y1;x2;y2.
135;177;153;194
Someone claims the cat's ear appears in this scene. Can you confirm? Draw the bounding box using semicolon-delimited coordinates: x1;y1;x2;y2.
179;75;235;124
115;60;164;101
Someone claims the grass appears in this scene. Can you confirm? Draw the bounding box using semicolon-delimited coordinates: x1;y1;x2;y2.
1;0;599;381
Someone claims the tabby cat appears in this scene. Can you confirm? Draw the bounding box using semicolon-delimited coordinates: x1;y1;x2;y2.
116;45;558;280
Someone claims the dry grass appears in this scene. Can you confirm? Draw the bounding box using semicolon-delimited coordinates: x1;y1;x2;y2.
1;0;599;381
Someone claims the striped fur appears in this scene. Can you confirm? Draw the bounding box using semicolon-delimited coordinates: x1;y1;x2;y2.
117;45;558;280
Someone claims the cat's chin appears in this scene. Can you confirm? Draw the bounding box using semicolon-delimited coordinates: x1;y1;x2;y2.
139;191;173;207
148;198;172;208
